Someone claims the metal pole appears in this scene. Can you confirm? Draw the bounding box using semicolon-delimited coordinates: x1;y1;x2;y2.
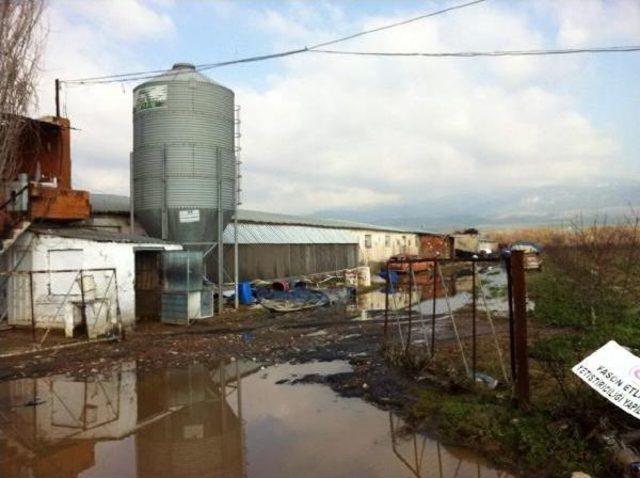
217;148;224;315
79;270;88;339
29;271;36;342
55;79;60;117
506;254;516;381
431;260;437;357
383;260;390;342
233;212;238;310
233;107;240;311
129;153;135;237
472;259;477;381
406;262;413;353
511;250;530;408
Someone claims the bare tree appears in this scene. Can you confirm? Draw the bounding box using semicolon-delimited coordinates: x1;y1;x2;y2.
0;0;45;190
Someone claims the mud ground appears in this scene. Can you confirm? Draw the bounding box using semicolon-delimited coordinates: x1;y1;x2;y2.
0;299;508;416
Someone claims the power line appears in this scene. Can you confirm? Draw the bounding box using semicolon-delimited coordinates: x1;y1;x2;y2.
309;45;640;58
307;0;487;49
61;0;488;84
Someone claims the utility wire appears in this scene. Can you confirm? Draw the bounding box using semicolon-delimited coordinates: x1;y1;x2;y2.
307;0;487;49
61;0;488;84
309;45;640;58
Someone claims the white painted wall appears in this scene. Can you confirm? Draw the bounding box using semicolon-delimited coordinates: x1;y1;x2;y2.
351;229;420;270
7;232;181;332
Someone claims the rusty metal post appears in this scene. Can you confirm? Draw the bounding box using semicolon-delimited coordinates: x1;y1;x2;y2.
405;261;413;353
430;260;437;357
78;270;88;338
383;260;390;343
511;250;530;408
29;271;36;342
55;79;60;117
472;259;477;381
506;254;516;381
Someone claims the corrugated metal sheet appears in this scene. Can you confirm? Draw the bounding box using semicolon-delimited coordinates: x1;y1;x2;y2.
30;226;179;245
89;194;430;237
223;223;358;245
234;209;426;234
90;193;129;214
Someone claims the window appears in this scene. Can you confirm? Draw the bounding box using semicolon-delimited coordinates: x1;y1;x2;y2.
364;234;372;249
416;237;420;247
385;235;390;247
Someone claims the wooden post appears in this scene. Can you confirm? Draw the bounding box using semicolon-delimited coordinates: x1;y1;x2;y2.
472;259;477;381
506;255;516;381
511;250;530;407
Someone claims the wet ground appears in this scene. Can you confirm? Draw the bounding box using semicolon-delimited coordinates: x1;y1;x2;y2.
0;263;521;477
0;360;513;478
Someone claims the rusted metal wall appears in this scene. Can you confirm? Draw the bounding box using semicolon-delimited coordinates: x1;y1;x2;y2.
214;244;359;281
419;234;452;258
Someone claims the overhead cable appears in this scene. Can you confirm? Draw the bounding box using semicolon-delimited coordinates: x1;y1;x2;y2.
309;45;640;58
61;0;488;84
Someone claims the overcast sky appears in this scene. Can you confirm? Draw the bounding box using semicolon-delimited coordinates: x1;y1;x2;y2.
36;0;640;214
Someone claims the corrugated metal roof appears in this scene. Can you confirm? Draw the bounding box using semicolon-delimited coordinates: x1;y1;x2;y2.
30;225;179;245
89;195;431;235
234;209;425;234
223;223;358;244
90;193;130;214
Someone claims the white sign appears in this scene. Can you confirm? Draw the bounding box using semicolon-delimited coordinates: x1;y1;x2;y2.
572;340;640;419
179;209;200;223
134;84;167;112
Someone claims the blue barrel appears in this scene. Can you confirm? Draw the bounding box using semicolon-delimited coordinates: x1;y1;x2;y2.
238;281;253;305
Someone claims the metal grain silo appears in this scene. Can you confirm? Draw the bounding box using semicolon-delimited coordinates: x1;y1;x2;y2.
132;63;236;245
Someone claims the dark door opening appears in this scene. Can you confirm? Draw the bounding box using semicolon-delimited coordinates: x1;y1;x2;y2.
135;250;162;321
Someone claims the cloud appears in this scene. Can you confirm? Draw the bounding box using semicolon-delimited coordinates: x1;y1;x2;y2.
550;0;640;46
35;0;175;194
236;2;626;213
32;1;638;215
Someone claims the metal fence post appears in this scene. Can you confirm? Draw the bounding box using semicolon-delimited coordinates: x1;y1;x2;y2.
383;260;390;343
79;270;87;339
511;250;530;408
430;259;437;358
29;271;35;342
405;262;413;354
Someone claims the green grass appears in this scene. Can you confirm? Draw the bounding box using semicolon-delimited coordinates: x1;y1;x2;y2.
411;385;615;477
405;256;637;477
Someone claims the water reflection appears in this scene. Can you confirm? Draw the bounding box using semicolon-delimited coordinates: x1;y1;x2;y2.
0;361;252;478
0;361;514;478
389;413;512;478
356;266;510;317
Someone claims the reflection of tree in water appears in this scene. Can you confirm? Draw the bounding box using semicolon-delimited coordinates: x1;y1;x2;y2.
388;412;510;478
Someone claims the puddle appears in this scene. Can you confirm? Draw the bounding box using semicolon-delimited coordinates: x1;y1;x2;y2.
0;361;514;478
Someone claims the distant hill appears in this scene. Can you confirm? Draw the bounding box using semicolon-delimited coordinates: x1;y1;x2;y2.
312;180;640;232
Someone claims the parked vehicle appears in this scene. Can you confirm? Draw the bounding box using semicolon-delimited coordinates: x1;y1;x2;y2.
510;241;543;270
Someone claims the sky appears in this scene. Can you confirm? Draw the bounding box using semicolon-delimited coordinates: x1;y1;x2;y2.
35;0;640;215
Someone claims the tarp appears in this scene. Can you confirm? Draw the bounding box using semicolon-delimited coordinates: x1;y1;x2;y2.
255;287;330;313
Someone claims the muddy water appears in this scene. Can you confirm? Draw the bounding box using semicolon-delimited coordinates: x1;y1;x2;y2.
357;266;523;317
0;361;513;478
